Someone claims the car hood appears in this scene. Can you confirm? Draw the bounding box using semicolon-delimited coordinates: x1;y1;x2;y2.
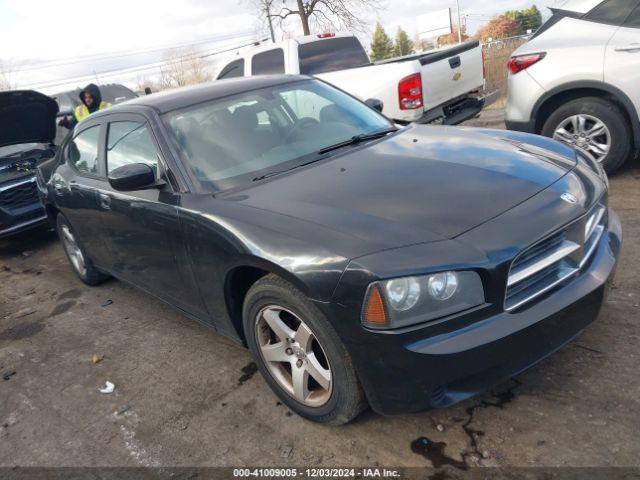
0;90;59;148
232;125;578;252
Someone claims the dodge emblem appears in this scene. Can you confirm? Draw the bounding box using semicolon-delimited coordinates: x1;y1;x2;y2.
561;192;578;204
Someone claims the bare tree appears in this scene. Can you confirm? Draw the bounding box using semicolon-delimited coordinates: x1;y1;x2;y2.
0;61;14;91
159;48;213;89
255;0;383;36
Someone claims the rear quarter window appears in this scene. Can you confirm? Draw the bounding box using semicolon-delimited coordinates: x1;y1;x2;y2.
251;49;285;75
298;37;370;75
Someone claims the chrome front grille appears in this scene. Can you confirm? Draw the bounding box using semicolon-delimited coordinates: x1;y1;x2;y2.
0;176;39;211
505;202;607;311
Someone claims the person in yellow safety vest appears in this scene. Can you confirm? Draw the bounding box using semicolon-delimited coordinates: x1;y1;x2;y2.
58;83;111;129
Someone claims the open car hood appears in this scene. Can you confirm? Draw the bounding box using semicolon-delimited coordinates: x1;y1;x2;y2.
0;90;59;148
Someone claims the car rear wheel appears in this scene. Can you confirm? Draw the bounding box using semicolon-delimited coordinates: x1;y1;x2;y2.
243;274;366;424
541;97;632;174
56;214;109;286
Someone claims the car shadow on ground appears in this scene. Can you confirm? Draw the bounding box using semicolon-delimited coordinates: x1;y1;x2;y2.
0;227;58;259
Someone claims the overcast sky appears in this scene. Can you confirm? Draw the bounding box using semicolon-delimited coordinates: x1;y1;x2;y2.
0;0;559;94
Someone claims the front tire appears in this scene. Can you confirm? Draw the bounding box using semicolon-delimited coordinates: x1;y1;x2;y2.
56;214;109;286
243;274;366;425
541;96;632;174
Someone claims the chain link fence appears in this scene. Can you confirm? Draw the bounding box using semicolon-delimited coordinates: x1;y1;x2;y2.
482;35;529;109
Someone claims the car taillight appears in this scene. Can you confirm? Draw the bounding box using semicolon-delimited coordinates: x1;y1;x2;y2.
508;53;546;74
317;32;335;38
398;73;423;110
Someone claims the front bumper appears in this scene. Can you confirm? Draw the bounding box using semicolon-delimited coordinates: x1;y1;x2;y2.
0;175;48;238
332;208;621;415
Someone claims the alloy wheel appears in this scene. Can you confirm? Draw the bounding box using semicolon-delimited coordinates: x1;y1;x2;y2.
60;224;87;277
255;305;332;407
553;114;611;163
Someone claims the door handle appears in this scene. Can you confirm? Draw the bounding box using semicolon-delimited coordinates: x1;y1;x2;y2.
615;43;640;52
98;193;111;210
449;56;461;69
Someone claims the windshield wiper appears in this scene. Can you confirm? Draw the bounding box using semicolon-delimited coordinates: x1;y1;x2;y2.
252;157;324;182
252;128;398;182
317;128;398;155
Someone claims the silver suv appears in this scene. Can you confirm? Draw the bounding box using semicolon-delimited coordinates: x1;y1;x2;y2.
505;0;640;173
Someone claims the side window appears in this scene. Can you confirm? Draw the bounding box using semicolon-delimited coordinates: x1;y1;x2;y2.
218;59;245;79
67;126;101;175
251;49;285;75
624;5;640;27
106;122;159;176
584;0;638;26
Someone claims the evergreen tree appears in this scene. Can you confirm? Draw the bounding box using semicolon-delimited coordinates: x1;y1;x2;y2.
370;23;394;61
393;27;415;57
505;5;542;35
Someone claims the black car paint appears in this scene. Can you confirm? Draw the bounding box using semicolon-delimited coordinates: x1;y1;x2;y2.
40;76;620;415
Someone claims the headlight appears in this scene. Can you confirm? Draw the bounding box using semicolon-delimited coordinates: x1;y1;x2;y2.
362;271;485;329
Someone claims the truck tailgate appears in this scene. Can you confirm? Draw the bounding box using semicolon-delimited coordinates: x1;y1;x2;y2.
419;41;484;111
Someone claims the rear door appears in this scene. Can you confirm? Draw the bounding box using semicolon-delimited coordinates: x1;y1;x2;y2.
604;1;640;119
98;113;205;316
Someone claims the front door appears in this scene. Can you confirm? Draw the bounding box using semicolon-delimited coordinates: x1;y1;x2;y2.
96;115;205;316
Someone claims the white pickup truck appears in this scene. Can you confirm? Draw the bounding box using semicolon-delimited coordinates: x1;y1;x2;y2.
215;33;486;125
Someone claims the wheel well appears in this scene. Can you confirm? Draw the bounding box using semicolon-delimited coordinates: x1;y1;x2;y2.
44;203;59;226
225;266;270;344
534;87;633;134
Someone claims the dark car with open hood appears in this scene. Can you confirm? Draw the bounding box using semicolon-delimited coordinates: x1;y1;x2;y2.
39;75;621;424
0;90;59;238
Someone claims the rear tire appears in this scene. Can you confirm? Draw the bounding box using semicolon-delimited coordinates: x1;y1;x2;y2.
541;97;632;174
56;214;109;286
243;274;367;425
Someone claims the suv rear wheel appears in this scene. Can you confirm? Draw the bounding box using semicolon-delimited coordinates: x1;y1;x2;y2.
243;274;367;424
541;97;632;173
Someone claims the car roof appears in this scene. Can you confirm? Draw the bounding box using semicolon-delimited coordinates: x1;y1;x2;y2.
106;75;312;115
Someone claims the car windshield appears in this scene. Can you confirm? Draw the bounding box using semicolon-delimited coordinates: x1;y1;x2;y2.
162;79;393;191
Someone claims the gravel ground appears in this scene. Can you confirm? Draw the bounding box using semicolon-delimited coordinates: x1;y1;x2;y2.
1;110;639;470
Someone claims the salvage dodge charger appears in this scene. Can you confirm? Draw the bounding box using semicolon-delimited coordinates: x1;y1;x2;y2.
39;75;621;424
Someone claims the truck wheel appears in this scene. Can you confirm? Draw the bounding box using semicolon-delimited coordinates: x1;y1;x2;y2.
541;97;632;174
56;214;109;286
243;274;367;425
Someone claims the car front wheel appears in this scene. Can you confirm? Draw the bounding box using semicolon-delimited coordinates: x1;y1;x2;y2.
541;96;632;174
243;274;366;424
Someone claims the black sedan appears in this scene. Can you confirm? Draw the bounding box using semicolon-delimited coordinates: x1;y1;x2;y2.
39;75;621;424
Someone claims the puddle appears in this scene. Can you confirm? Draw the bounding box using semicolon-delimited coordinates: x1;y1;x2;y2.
411;437;468;470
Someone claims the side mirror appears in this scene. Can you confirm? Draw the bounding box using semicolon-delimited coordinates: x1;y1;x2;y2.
108;163;158;191
365;98;384;113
